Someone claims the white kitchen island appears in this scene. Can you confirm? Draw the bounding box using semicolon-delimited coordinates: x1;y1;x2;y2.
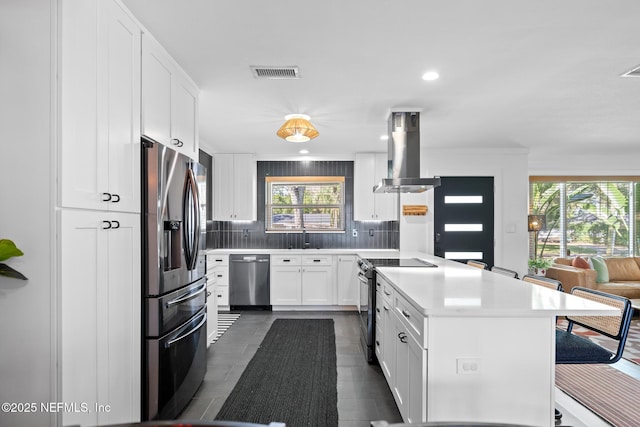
374;254;618;427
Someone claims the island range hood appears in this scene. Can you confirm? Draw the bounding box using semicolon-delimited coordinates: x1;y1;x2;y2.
373;111;441;193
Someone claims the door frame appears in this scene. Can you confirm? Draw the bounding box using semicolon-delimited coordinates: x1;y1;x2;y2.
426;169;504;263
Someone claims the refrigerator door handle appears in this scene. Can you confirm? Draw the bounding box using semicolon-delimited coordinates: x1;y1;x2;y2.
164;280;207;308
182;168;200;271
165;311;207;348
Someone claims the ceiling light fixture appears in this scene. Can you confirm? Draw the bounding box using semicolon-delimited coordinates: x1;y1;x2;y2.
380;135;389;140
422;71;440;81
276;114;319;142
299;149;309;154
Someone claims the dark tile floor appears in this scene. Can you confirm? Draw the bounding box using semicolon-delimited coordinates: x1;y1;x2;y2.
179;311;402;427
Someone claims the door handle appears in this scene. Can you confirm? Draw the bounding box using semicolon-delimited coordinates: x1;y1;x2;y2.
165;311;206;348
165;280;207;307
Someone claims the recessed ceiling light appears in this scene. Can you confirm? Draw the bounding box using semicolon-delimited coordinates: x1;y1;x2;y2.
299;149;309;154
422;71;439;81
380;135;389;140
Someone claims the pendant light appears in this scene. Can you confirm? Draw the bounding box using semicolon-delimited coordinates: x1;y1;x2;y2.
276;114;319;142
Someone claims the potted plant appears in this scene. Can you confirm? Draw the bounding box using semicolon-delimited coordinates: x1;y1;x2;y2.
0;239;27;280
528;258;552;276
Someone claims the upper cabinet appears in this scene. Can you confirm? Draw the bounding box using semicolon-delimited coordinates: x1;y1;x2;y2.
60;0;141;213
213;154;257;221
142;34;199;160
354;153;398;221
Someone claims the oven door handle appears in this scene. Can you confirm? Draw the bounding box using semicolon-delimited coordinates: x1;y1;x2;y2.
165;311;207;348
165;279;207;308
357;273;369;284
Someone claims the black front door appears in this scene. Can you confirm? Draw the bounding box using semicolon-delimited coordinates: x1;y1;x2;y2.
433;176;494;267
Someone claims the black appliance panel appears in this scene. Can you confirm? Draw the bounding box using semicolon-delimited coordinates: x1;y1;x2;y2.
146;277;207;337
145;307;207;420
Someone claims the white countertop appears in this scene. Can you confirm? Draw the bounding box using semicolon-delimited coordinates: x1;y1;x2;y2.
375;253;620;317
206;248;401;257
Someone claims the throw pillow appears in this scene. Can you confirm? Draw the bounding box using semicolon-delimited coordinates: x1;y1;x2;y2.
590;256;609;283
571;256;590;269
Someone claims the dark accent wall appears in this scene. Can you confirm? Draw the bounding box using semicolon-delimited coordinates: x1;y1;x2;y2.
207;160;398;250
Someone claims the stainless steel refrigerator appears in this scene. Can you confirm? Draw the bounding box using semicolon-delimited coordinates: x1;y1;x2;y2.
142;137;207;420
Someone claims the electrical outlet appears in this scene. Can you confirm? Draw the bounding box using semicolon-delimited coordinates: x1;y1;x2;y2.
352;228;358;237
456;358;481;375
369;229;374;237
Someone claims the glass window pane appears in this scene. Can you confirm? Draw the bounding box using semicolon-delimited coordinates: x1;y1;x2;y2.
444;252;483;260
266;176;345;232
444;196;483;204
566;182;630;257
444;224;483;232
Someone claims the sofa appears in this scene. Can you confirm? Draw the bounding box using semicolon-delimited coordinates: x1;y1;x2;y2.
545;256;640;299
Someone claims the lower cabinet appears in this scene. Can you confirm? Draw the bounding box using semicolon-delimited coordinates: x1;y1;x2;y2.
337;255;358;305
271;265;302;305
377;274;427;423
270;255;334;305
59;209;141;426
207;254;229;310
206;280;218;347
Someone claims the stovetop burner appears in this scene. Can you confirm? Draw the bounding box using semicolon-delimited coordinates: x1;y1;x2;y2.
365;258;438;268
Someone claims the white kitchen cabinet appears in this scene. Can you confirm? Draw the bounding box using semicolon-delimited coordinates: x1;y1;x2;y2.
208;254;229;310
301;266;333;305
271;255;302;305
354;152;398;221
270;255;334;306
337;255;358;305
376;273;427;423
271;266;303;305
60;0;141;213
206;257;218;347
213;154;257;221
59;209;140;426
142;33;199;160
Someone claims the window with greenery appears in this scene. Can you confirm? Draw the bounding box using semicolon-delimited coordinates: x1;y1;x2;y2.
266;176;345;232
529;177;640;260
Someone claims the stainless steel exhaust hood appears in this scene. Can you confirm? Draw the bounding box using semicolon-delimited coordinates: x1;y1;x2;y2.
373;111;441;193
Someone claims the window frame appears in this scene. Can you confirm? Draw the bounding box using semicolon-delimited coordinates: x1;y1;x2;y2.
265;176;346;233
529;176;640;259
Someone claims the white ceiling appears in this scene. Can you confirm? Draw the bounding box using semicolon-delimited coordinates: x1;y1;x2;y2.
122;0;640;164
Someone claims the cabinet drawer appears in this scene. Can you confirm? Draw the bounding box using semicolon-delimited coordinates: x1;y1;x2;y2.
302;255;333;266
395;294;427;347
207;254;229;269
375;291;383;323
272;255;302;266
378;277;394;303
375;323;383;359
211;267;228;285
216;285;229;309
206;272;217;286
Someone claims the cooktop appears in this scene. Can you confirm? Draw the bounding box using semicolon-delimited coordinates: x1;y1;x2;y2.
366;258;438;268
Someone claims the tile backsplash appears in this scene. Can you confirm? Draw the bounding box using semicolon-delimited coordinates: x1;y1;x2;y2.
207;160;398;250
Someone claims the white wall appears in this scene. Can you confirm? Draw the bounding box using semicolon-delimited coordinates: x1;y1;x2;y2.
399;148;530;276
0;1;56;426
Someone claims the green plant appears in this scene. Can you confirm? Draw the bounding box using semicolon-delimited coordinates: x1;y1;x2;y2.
0;239;27;280
528;258;552;270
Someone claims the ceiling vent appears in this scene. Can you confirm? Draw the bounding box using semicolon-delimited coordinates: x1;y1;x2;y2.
250;65;300;79
621;64;640;78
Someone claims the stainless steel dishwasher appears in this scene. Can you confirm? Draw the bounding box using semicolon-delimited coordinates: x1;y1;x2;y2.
229;254;271;310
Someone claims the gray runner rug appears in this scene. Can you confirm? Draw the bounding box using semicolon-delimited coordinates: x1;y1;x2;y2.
214;318;338;427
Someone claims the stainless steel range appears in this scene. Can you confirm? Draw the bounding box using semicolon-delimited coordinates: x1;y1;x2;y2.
357;257;437;363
